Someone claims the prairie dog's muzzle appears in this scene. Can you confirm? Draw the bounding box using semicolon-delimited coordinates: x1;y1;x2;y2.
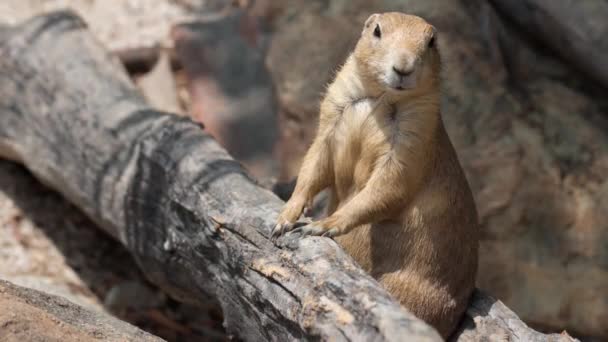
385;52;418;91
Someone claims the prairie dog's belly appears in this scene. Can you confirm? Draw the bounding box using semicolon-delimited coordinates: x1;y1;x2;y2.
331;98;388;202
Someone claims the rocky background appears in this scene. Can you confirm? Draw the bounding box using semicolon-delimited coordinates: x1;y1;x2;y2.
0;0;606;341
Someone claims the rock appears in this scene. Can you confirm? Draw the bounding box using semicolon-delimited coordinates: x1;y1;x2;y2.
172;11;279;179
136;52;184;115
0;279;163;341
104;281;166;312
2;275;100;312
489;0;608;89
267;12;358;180
266;0;608;338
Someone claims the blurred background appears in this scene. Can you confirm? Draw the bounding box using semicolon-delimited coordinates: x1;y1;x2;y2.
0;0;606;341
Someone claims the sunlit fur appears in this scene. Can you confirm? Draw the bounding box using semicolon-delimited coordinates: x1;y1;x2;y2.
276;12;479;338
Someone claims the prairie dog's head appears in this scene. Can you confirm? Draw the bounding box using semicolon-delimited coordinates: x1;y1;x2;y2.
354;12;439;94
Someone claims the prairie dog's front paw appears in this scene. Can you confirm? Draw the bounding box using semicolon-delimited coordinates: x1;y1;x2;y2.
272;216;296;240
271;198;307;239
289;217;344;238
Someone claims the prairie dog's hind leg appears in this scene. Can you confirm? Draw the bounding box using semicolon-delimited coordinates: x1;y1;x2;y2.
378;271;461;339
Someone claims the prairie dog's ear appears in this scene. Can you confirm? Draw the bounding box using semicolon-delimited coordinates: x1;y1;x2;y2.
428;26;437;47
363;13;380;32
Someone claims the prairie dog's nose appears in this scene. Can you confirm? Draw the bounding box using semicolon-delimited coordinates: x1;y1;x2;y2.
392;53;416;77
392;66;413;77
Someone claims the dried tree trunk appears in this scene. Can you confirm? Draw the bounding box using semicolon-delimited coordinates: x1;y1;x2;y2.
0;279;163;342
0;11;440;341
0;10;578;342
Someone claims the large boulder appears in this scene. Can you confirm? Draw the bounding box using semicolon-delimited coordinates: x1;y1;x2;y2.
266;0;608;338
267;12;357;179
172;11;279;179
489;0;608;89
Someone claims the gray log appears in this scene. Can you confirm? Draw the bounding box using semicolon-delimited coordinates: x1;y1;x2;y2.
453;290;578;342
0;10;439;342
0;279;163;341
0;10;579;342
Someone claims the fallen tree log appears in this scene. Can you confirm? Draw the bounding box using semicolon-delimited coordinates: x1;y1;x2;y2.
0;10;578;342
0;11;439;341
0;279;163;342
454;290;576;342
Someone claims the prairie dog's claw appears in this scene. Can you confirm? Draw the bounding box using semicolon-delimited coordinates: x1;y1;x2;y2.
289;222;340;239
322;228;340;238
290;224;324;237
271;221;294;240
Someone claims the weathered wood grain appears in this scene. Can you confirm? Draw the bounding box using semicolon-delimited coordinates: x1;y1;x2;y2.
453;290;578;342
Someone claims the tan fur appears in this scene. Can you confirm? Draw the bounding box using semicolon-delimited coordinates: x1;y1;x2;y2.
273;13;479;338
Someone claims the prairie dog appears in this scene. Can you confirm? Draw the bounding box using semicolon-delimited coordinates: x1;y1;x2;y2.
272;12;478;338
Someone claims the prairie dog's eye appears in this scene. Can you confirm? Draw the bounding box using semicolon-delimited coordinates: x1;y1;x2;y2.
428;36;435;48
373;24;381;38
